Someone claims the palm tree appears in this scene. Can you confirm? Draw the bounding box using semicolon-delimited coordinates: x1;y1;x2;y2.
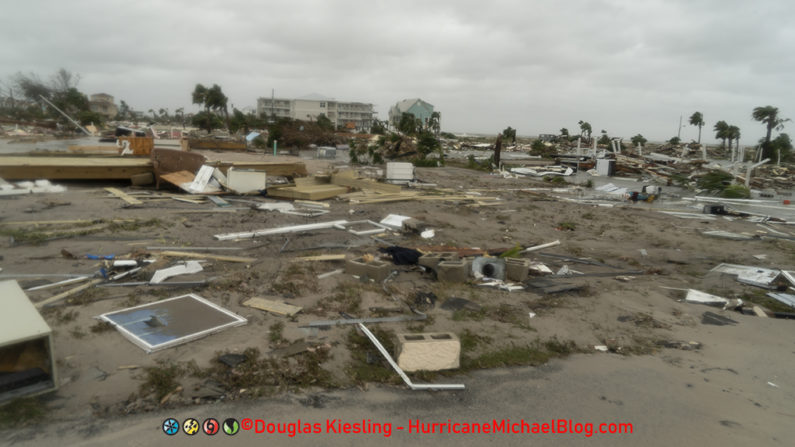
689;112;704;144
726;125;740;150
205;84;229;129
713;120;729;148
192;84;210;117
752;106;790;159
577;120;592;142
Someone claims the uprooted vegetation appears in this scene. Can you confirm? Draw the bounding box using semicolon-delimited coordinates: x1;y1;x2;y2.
136;347;337;405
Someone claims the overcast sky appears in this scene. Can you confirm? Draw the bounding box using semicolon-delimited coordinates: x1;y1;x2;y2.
1;0;792;143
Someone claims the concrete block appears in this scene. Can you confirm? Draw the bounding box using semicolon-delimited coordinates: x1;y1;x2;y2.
396;332;460;372
472;257;505;280
436;259;469;283
345;257;391;282
505;258;530;282
418;252;458;269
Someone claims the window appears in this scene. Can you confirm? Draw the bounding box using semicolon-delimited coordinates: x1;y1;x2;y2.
320;102;325;108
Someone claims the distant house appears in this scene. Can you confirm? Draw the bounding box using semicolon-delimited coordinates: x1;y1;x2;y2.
388;98;434;129
88;93;118;119
256;93;375;132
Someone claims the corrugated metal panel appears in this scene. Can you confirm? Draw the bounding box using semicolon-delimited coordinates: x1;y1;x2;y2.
767;293;795;308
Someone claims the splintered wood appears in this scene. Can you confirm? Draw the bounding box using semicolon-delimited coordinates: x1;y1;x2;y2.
243;297;302;317
341;190;501;205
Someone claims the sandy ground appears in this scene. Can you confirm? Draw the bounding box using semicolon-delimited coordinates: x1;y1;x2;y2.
1;153;794;445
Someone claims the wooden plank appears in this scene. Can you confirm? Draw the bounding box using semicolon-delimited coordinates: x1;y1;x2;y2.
35;278;103;308
290;254;347;262
156;250;256;263
243;297;302;317
105;187;143;206
267;184;348;200
294;200;330;209
68;145;121;154
0;156;152;180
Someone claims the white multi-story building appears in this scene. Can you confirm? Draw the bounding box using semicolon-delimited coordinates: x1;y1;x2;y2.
257;93;375;132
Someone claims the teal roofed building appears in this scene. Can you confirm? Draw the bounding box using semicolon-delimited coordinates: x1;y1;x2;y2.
388;98;434;129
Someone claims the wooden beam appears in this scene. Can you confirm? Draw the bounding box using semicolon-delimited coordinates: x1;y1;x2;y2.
0;156;152;180
290;254;347;262
35;278;103;308
105;187;143;206
156;250;256;263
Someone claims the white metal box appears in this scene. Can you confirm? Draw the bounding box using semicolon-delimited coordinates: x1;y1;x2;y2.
0;281;58;403
227;168;267;194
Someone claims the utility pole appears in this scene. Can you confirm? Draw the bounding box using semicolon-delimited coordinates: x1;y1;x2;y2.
677;115;683;139
271;89;274;123
38;95;92;136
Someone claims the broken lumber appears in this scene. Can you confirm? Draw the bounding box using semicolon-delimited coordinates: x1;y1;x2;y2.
290;254;347;262
35;278;103;308
156;250;256;263
243;297;302;317
105;187;143;206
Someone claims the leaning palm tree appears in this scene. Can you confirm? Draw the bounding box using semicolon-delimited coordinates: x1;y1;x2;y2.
689;112;704;144
752;106;790;159
713;120;729;148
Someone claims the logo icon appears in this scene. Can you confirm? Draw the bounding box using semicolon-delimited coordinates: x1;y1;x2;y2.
203;418;220;436
223;418;240;435
183;418;200;435
163;418;179;436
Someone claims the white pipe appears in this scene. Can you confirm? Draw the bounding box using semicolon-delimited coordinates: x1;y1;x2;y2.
24;276;91;292
522;239;561;253
357;323;465;390
38;95;92;136
214;220;349;241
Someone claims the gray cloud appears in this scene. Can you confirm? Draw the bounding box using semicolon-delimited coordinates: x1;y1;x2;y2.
2;0;792;142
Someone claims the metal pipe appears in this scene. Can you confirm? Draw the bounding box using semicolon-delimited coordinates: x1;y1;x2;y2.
357;323;465;390
38;95;92;135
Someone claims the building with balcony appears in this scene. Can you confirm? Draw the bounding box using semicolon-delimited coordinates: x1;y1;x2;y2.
256;93;375;132
88;93;118;119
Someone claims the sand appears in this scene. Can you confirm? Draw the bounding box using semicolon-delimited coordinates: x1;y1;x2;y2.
1;153;794;445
